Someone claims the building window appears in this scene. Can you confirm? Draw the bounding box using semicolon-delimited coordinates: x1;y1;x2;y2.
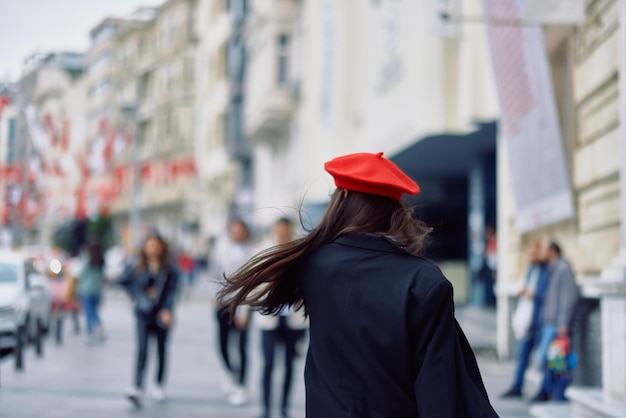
92;24;116;45
138;38;146;57
164;108;172;137
167;15;176;43
222;111;230;145
90;79;112;99
221;44;230;78
277;34;290;86
90;52;112;73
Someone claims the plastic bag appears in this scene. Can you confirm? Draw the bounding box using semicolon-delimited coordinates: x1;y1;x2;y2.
511;296;534;340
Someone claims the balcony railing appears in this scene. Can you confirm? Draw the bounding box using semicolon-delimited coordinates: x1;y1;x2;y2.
245;84;296;141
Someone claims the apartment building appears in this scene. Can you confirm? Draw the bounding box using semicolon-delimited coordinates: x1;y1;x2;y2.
244;0;499;307
88;0;202;250
494;1;625;416
194;0;252;242
0;83;18;246
13;52;88;245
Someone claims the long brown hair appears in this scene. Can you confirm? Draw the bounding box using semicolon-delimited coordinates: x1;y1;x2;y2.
136;233;171;272
218;189;431;317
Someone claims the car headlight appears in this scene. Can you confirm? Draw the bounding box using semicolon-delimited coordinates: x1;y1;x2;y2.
0;305;18;318
49;258;63;275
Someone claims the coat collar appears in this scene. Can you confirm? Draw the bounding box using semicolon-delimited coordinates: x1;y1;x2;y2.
333;234;414;256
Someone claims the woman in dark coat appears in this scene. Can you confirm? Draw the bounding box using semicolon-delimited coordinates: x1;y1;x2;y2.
219;152;499;418
119;230;179;408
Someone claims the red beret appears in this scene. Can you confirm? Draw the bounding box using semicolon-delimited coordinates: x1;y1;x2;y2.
324;152;420;200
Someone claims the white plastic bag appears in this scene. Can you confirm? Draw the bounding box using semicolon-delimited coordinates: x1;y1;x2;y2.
511;296;534;340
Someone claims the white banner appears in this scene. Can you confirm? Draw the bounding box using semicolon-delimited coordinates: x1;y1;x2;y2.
483;0;575;232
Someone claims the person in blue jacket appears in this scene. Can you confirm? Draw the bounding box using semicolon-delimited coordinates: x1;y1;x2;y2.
119;229;179;408
218;152;499;418
501;239;550;398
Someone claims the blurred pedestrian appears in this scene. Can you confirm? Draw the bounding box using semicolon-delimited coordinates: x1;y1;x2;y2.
77;241;107;345
483;225;498;307
210;218;255;406
118;229;179;408
63;250;83;336
530;239;579;403
218;152;499;417
501;239;550;398
255;218;308;418
177;249;195;286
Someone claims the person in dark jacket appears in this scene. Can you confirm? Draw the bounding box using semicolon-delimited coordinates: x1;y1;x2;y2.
218;152;499;417
119;229;179;408
530;239;579;403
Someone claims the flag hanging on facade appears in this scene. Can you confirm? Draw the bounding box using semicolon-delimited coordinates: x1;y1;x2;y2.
483;0;575;232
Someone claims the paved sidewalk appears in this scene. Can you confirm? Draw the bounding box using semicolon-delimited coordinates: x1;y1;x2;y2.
458;306;537;418
1;287;305;418
1;284;533;418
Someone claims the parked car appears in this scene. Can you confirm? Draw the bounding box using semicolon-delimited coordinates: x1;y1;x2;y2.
0;250;53;370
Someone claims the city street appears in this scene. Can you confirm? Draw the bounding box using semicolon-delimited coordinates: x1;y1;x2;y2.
1;282;535;418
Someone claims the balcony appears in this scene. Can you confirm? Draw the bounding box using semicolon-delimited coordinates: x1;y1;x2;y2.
244;85;296;141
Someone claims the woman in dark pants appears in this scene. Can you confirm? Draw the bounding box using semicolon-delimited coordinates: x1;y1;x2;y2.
211;218;255;406
219;152;499;418
119;230;178;408
255;218;308;418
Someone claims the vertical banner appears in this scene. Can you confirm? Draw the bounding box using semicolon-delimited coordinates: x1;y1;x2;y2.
483;0;574;232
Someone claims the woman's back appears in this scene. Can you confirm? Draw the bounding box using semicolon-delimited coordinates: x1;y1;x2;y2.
78;260;104;296
301;234;495;418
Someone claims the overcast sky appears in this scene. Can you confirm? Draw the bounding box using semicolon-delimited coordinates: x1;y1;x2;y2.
0;0;165;82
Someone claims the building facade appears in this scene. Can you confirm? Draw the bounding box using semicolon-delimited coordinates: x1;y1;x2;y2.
494;1;626;415
10;52;88;246
0;83;18;246
194;0;254;245
245;0;499;301
87;0;202;251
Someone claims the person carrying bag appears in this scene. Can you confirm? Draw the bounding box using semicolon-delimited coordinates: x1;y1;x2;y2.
118;229;179;408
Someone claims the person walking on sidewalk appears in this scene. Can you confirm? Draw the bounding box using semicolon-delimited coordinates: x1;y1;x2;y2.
255;218;308;418
119;229;179;408
530;239;579;403
501;240;550;398
218;152;499;418
211;218;255;406
77;241;107;345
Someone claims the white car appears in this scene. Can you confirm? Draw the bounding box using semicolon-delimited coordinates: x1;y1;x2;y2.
0;250;53;370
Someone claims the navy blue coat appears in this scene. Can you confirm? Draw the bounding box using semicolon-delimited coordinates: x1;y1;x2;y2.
300;234;498;418
118;263;179;320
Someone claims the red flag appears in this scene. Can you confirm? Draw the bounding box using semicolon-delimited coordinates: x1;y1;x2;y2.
170;160;181;179
180;158;197;176
0;95;9;118
75;153;91;180
141;163;152;182
98;117;108;134
43;113;59;146
75;186;88;220
40;160;51;176
60;119;71;151
103;129;116;169
53;162;64;177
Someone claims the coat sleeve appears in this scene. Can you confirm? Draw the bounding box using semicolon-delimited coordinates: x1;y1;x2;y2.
412;280;499;418
162;268;179;311
117;264;138;299
555;265;579;329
